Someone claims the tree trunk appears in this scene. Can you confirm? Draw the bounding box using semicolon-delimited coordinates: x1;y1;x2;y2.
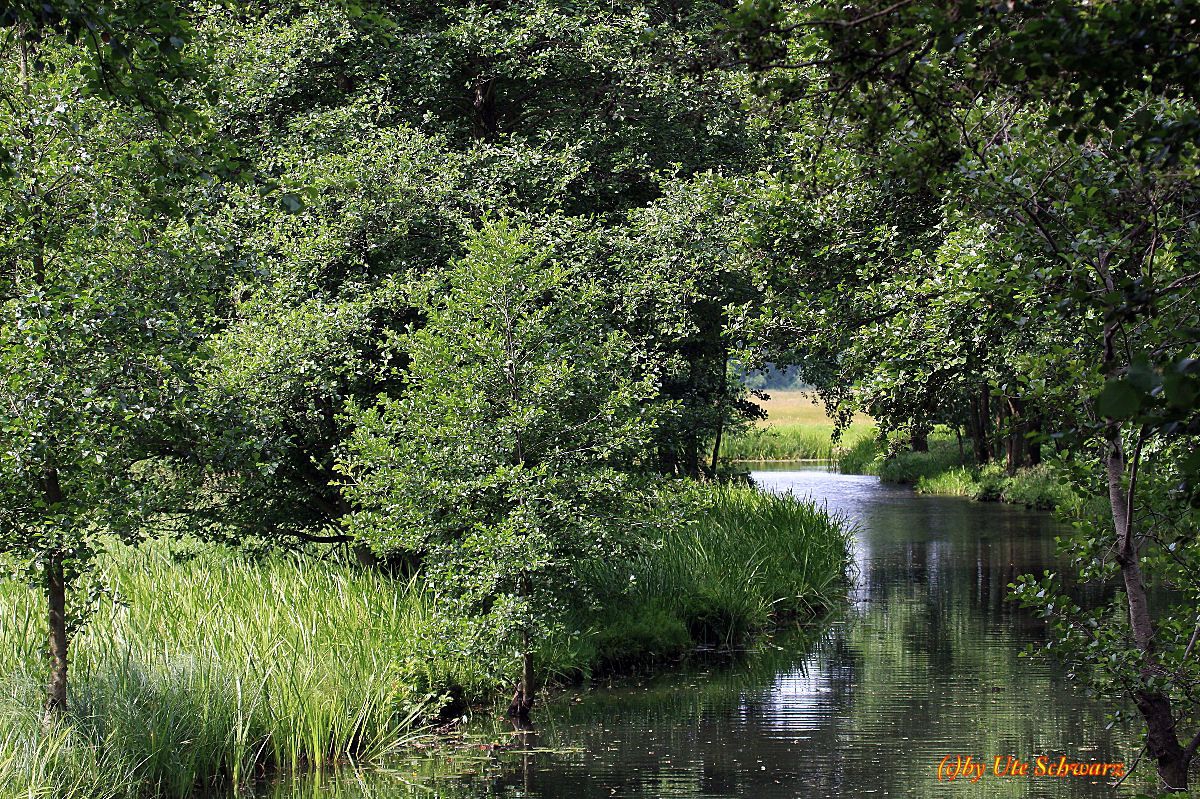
42;470;68;720
684;439;701;480
911;428;929;452
994;395;1008;471
976;388;992;463
471;69;498;139
507;628;535;720
1027;412;1043;466
709;353;728;479
45;552;68;720
709;420;724;479
1007;397;1031;474
1107;432;1190;791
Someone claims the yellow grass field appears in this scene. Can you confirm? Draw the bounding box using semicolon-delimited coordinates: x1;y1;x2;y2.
752;391;873;428
722;391;876;461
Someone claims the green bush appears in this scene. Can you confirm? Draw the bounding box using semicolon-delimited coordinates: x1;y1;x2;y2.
836;436;881;474
1000;464;1084;513
972;462;1009;502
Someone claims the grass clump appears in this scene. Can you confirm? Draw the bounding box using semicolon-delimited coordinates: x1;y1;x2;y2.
914;462;1087;515
632;485;852;647
998;464;1085;513
0;548;461;798
843;435;966;483
915;466;978;497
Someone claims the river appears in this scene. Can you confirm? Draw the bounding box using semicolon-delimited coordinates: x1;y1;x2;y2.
267;466;1140;798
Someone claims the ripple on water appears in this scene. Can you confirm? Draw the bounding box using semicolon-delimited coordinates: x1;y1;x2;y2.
263;467;1146;799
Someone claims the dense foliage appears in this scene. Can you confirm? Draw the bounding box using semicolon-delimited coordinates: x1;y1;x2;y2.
1;0;1198;794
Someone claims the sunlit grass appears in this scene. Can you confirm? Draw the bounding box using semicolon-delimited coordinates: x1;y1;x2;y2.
0;547;442;798
722;391;876;461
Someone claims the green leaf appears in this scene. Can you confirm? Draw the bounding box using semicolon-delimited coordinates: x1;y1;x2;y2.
1094;379;1141;419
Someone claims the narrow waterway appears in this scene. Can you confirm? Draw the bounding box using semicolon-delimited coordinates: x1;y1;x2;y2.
270;467;1139;798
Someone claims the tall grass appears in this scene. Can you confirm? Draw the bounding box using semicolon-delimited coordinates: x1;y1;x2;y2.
912;462;1090;516
583;486;852;659
0;549;447;799
913;466;978;497
721;423;875;462
836;434;966;481
0;486;851;797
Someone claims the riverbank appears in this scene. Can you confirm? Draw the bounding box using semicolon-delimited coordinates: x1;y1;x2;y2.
726;410;1086;516
0;485;850;799
835;437;1089;515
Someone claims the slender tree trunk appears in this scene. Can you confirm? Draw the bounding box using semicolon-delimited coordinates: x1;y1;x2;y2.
42;470;68;720
994;396;1008;471
684;439;700;479
508;627;535;720
1027;412;1043;466
45;554;68;719
1106;433;1190;790
709;352;728;479
1006;397;1022;476
911;428;929;452
521;629;534;709
977;388;992;463
709;421;724;479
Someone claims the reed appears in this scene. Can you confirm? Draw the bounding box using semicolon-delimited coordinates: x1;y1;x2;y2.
721;423;876;462
596;485;852;653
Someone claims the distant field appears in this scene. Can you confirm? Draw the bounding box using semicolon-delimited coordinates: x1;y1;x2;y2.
751;391;872;428
723;391;876;462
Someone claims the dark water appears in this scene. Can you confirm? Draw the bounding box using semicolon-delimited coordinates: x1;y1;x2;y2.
270;467;1143;799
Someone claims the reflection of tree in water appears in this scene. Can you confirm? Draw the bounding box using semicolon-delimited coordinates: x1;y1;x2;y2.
262;481;1145;799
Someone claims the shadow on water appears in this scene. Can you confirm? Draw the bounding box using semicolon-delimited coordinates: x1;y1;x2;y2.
263;466;1146;798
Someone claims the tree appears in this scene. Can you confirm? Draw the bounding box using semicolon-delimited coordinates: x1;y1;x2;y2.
613;174;780;478
0;29;217;716
339;218;661;719
190;0;773;546
730;1;1200;788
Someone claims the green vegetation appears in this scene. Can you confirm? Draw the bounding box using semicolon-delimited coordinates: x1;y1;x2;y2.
834;435;965;483
721;422;875;461
720;391;876;461
833;436;1086;516
0;487;849;798
2;0;1199;793
914;464;1088;516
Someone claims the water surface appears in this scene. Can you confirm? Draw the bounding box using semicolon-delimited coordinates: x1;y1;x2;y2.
269;467;1139;798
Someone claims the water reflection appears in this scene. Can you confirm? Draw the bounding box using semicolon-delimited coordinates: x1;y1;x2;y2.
265;467;1143;798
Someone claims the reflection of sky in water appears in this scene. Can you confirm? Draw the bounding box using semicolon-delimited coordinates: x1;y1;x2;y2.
266;467;1148;799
